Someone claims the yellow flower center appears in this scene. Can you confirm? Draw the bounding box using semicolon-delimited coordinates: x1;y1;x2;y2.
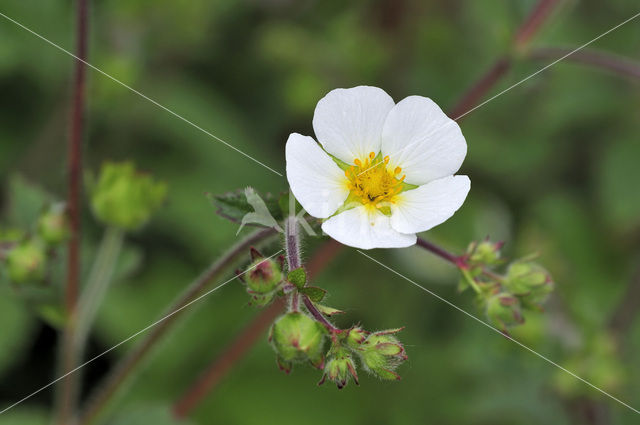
345;152;405;207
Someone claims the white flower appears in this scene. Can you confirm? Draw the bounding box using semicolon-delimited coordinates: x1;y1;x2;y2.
285;86;470;250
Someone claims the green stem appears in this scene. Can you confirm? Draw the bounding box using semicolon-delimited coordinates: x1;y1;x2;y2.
461;268;482;295
75;227;124;354
78;227;277;425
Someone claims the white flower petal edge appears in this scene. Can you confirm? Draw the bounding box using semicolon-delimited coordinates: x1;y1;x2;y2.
390;175;471;234
322;206;417;250
381;96;467;186
313;86;395;164
285;133;350;219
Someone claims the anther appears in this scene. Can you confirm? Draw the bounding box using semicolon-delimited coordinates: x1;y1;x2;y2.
394;167;402;175
369;152;375;159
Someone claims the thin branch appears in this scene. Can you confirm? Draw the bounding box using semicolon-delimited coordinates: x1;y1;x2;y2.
449;0;562;120
172;239;343;419
78;227;277;425
57;0;89;423
528;47;640;81
416;237;466;269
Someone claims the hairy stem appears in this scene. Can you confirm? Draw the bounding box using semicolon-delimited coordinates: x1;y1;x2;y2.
57;0;89;422
171;240;343;419
284;216;301;311
78;227;277;425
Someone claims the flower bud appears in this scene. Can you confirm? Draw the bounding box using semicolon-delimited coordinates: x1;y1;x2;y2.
485;292;524;330
320;347;358;389
270;312;326;364
246;258;282;294
469;240;503;266
37;204;69;245
5;240;46;283
505;261;554;308
345;326;367;349
358;329;407;381
90;162;167;231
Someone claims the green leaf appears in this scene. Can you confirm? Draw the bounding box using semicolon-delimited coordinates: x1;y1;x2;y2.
314;304;344;317
300;286;326;302
287;267;306;288
209;188;283;225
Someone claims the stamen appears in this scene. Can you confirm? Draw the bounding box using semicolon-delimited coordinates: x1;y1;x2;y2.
394;167;402;175
354;159;362;167
369;152;375;159
383;156;389;163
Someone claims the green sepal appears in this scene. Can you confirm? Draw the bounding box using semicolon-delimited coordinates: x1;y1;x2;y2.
300;286;327;302
287;267;307;289
314;304;345;317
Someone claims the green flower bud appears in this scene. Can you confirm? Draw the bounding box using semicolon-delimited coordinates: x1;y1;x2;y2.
90;162;167;231
358;329;407;381
469;240;503;266
320;347;358;389
246;258;282;294
270;312;326;363
5;240;46;283
37;204;69;245
486;292;524;330
345;326;367;349
505;261;554;308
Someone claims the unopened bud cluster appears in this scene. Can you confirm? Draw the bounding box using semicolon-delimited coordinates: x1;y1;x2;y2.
236;247;408;389
1;204;70;285
462;239;554;333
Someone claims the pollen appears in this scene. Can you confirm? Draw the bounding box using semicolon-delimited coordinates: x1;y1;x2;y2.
345;152;406;207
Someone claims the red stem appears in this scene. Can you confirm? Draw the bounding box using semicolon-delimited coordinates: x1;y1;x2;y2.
416;237;467;269
57;0;89;423
172;240;343;419
528;47;640;81
449;0;562;120
66;0;88;317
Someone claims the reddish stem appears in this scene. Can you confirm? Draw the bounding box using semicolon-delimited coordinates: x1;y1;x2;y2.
57;0;89;423
528;47;640;81
514;0;561;47
172;240;343;419
416;237;467;269
449;0;562;120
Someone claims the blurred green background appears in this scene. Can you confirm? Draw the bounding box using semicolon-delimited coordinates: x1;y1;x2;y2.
0;0;639;424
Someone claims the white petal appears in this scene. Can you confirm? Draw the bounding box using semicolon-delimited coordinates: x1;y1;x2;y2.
381;96;467;185
390;175;470;234
313;86;395;164
286;133;349;219
322;206;416;250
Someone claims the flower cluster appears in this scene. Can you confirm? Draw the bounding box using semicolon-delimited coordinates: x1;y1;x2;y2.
459;239;555;333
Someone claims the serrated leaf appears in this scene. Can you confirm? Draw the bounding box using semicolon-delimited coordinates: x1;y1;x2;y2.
314;304;344;317
300;286;326;302
209;188;283;227
287;267;306;288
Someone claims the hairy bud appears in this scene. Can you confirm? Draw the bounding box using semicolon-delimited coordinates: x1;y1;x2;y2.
320;347;358;389
469;240;503;266
90;161;166;231
270;312;326;366
486;292;524;330
5;240;46;284
37;204;69;245
358;329;407;381
505;261;554;308
345;326;367;349
246;258;282;294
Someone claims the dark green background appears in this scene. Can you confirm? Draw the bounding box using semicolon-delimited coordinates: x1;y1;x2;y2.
0;0;639;424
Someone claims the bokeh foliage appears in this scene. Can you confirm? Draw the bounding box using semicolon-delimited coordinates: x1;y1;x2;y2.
0;0;639;424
